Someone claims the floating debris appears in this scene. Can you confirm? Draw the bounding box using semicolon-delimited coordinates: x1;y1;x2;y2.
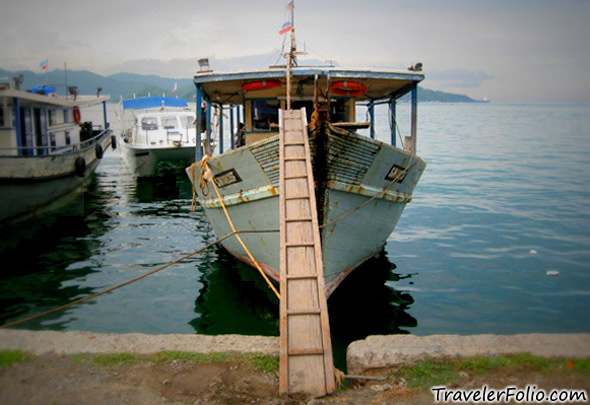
530;249;538;254
546;270;559;276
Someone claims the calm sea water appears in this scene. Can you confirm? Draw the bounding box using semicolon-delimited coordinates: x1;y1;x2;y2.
1;102;589;369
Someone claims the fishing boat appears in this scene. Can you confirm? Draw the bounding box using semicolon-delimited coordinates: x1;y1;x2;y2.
118;96;198;176
187;25;426;299
0;78;115;225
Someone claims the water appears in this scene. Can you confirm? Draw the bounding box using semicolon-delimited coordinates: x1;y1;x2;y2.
1;103;589;370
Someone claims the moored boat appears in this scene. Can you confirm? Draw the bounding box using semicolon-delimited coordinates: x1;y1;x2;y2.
187;18;426;298
0;78;115;225
118;96;198;176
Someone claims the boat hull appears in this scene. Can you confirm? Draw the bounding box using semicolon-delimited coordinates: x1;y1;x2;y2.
0;131;113;225
189;126;426;296
120;140;197;177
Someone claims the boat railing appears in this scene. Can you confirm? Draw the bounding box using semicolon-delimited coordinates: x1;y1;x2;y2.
0;127;111;157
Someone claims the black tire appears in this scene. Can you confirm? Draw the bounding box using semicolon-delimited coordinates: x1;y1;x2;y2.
75;157;86;177
95;144;104;159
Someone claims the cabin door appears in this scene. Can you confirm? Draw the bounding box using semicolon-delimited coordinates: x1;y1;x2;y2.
33;108;48;155
19;107;34;156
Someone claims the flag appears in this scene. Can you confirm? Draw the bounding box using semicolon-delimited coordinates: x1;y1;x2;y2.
40;59;48;70
286;1;294;10
172;82;178;93
279;21;292;35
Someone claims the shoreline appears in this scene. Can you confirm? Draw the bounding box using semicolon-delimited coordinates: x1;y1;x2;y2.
1;330;589;373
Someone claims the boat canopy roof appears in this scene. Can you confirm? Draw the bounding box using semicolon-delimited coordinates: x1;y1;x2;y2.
0;88;110;108
194;66;424;105
122;96;189;111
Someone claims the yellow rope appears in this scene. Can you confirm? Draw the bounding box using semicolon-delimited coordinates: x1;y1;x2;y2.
198;157;281;299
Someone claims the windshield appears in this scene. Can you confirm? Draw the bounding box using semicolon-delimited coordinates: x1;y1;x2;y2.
141;117;158;130
179;115;195;128
161;116;178;129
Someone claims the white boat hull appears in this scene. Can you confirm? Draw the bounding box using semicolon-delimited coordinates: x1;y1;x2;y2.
0;132;113;225
120;140;197;176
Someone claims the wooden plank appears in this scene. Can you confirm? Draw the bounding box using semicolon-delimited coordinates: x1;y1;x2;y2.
279;108;335;397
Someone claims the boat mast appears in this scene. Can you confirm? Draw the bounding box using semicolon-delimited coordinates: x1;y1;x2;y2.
285;1;296;110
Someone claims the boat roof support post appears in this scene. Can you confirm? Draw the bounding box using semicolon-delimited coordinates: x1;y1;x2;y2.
390;99;396;147
103;101;109;129
14;97;22;154
229;106;235;150
195;84;203;161
205;98;212;154
369;102;375;139
219;104;224;154
410;84;418;155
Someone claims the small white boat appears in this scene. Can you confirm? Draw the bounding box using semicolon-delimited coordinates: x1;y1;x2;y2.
0;79;115;225
118;96;198;176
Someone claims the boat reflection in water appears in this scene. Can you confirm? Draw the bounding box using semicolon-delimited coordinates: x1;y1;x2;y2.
191;245;416;370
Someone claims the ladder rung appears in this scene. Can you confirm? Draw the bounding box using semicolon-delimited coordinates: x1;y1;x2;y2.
284;175;308;180
285;218;312;222
285;242;315;248
284;196;309;201
283;157;307;161
286;274;318;280
288;347;324;356
287;308;321;315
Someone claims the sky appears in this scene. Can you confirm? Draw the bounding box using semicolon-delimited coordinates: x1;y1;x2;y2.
1;0;589;103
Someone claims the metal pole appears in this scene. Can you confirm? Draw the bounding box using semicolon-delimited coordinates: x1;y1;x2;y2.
14;98;22;154
103;101;109;129
206;98;211;155
390;100;396;147
230;106;235;150
219;104;224;154
195;85;203;161
411;85;418;155
369;103;375;139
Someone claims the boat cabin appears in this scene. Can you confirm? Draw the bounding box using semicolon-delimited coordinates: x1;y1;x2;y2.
193;66;424;158
0;79;110;157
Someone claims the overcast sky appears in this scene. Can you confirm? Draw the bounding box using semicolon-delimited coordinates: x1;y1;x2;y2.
1;0;589;103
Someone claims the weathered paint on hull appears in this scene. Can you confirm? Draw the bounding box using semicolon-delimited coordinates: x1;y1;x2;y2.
0;132;112;225
190;129;426;296
120;140;197;177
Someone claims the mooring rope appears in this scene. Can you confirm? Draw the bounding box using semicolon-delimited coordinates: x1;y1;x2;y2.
0;229;279;330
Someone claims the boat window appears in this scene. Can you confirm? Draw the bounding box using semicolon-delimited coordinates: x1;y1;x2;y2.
0;107;4;127
65;131;71;145
330;99;351;123
63;109;69;123
141;117;158;130
48;109;58;126
251;99;279;131
179;115;195;128
161;116;178;129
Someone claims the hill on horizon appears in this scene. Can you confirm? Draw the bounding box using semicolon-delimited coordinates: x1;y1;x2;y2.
0;68;487;103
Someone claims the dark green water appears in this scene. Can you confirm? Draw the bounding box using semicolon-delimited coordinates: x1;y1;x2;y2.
2;103;590;371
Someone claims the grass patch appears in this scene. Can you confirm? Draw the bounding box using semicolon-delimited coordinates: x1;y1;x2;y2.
392;354;590;389
70;351;279;374
0;350;34;368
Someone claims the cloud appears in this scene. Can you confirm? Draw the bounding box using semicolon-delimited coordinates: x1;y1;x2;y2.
427;69;493;89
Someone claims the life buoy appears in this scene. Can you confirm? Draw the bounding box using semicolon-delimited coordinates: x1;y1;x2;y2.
73;107;81;124
74;157;86;177
95;144;104;159
330;81;367;97
241;80;282;92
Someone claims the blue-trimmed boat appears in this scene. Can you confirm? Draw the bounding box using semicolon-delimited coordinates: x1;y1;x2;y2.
118;96;198;176
188;18;426;296
0;78;114;225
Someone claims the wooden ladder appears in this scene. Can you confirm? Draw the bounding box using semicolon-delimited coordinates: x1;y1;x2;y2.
279;109;335;397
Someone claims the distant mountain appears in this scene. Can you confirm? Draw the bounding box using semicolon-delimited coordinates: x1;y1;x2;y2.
0;68;487;103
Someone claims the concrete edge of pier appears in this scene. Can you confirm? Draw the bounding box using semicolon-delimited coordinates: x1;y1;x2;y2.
346;333;590;374
1;330;589;375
